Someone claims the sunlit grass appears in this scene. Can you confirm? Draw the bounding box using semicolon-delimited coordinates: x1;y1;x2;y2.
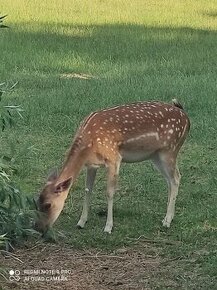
1;0;217;29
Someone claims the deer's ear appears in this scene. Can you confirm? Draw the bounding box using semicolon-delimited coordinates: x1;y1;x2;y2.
54;178;72;193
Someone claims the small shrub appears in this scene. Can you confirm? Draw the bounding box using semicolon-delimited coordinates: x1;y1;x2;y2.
0;83;39;250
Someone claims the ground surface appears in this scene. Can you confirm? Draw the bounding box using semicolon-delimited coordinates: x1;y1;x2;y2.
1;240;216;290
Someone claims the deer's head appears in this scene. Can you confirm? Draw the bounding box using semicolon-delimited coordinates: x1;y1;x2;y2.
35;170;72;233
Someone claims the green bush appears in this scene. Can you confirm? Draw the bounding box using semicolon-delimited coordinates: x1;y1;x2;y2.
0;83;39;250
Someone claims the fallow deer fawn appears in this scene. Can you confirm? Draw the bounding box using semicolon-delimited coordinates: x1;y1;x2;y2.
35;99;190;234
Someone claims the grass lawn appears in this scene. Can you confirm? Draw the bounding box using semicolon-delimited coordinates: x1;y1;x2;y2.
0;0;217;288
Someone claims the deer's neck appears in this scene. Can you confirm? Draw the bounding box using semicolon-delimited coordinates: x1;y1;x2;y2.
57;137;88;184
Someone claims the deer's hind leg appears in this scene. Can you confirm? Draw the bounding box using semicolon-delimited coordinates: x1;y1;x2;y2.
104;155;121;234
151;150;181;228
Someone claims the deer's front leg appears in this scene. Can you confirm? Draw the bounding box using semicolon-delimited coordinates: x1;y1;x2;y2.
77;167;97;228
104;160;121;234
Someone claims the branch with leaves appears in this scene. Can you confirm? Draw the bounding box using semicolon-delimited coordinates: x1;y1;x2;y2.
0;82;23;131
0;83;39;251
0;15;8;28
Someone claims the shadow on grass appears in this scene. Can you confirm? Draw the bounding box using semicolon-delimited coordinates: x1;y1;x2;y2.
1;23;216;75
2;22;217;127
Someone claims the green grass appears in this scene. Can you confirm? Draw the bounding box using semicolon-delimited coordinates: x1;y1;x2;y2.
0;0;217;287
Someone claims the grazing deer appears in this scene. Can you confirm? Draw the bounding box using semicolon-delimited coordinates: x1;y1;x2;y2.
35;99;190;234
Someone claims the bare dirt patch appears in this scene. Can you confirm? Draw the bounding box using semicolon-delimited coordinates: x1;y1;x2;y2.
0;241;211;290
0;242;166;290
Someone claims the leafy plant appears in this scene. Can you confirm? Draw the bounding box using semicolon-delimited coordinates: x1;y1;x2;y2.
0;185;39;250
0;15;8;29
0;82;23;131
0;83;39;251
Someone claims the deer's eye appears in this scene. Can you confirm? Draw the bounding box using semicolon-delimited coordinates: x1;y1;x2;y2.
41;202;51;212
